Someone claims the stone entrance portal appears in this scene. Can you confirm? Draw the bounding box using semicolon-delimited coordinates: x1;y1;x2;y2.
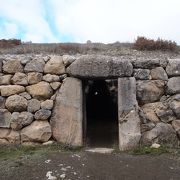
84;80;118;148
51;56;141;150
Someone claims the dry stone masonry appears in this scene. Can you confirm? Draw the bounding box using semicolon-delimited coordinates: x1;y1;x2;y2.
0;54;180;150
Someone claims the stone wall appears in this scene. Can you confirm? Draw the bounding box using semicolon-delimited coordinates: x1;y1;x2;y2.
0;54;180;149
0;54;73;145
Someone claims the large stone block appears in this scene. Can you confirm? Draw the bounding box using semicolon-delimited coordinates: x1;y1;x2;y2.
26;81;53;100
0;128;20;144
5;95;27;112
136;80;165;104
21;121;52;143
118;77;141;151
151;67;168;80
44;56;65;75
43;74;60;82
0;85;25;96
24;59;45;73
27;72;43;84
67;55;133;78
50;77;83;146
0;75;12;85
141;100;175;123
34;109;51;120
11;72;28;85
170;101;180;118
3;60;23;74
27;99;41;113
41;100;53;110
141;102;162;123
10;112;34;130
172;120;180;137
62;55;76;67
133;69;150;80
167;77;180;95
166;59;180;77
142;123;178;146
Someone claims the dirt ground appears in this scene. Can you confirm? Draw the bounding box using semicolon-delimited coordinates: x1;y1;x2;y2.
0;150;180;180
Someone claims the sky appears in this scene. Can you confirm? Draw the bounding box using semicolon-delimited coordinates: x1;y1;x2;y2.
0;0;179;44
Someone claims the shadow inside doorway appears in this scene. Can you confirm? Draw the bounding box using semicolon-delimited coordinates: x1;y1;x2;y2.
85;80;118;148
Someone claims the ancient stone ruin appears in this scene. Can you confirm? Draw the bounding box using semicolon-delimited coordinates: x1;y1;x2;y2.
0;54;180;150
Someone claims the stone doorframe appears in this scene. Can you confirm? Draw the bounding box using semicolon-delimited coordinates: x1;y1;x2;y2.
51;77;141;151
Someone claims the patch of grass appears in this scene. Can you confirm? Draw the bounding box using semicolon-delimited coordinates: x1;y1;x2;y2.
131;146;169;155
0;144;83;160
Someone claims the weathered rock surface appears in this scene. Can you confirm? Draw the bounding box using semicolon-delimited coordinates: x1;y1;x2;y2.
27;72;43;84
118;77;141;151
151;67;168;80
156;109;175;123
27;99;41;113
142;123;178;146
34;109;51;120
0;128;9;138
0;128;20;144
50;77;83;146
141;122;155;133
12;72;28;85
0;85;25;96
63;55;76;67
133;69;150;80
0;109;11;127
24;59;45;73
7;130;20;144
167;77;180;95
172;120;180;131
44;56;65;75
10;112;34;130
141;101;176;123
26;82;53;100
43;56;50;62
3;60;23;74
172;120;180;137
0;75;12;85
50;82;61;90
136;80;165;104
41;100;53;110
141;102;162;123
0;96;5;108
131;59;168;69
166;59;180;77
0;139;9;144
20;56;31;65
19;92;31;100
170;101;180;118
43;74;59;82
5;95;27;112
21;121;52;143
67;55;133;78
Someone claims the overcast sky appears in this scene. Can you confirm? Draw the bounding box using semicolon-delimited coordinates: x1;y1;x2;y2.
0;0;179;44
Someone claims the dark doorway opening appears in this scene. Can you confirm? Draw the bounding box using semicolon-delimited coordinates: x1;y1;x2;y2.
85;80;118;148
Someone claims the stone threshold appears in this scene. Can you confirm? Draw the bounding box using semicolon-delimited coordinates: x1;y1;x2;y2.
85;148;114;154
